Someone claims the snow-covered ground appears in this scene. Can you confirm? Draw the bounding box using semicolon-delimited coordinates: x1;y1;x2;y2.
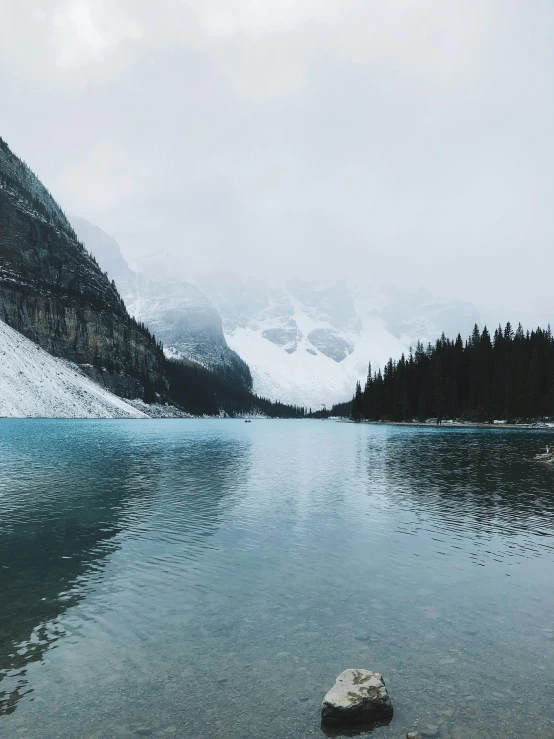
0;319;148;418
126;399;194;418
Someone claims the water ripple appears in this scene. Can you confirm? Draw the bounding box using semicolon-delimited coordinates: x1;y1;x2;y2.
0;420;553;738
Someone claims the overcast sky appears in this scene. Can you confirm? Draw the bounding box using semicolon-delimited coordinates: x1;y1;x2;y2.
1;1;553;324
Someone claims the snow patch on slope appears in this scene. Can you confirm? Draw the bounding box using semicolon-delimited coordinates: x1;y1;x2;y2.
71;217;245;373
200;275;480;409
226;304;406;409
0;319;148;418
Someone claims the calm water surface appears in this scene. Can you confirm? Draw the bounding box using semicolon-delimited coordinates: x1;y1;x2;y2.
1;420;554;739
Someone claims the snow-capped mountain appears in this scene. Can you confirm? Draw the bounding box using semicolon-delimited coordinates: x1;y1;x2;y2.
71;218;252;391
0;319;147;418
71;218;480;410
197;274;480;409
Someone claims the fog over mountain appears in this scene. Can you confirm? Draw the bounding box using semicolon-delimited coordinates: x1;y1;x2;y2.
71;217;253;390
1;2;553;329
73;217;480;407
198;274;480;407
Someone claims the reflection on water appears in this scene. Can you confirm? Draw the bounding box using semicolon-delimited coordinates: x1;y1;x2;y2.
0;420;553;739
376;428;554;565
0;421;250;718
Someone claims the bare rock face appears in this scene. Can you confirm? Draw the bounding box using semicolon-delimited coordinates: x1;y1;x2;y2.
321;669;393;725
262;325;302;354
307;328;353;362
0;137;166;401
71;217;253;393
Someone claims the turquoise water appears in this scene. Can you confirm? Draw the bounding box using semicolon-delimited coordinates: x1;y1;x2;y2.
1;419;554;739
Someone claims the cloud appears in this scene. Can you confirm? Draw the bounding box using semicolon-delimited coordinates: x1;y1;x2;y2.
2;0;500;96
50;1;143;72
0;0;553;325
53;139;151;213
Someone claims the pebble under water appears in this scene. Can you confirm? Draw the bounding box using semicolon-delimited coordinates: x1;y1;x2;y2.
1;419;554;739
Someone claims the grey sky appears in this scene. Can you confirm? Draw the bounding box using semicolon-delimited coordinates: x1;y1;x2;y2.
1;1;553;326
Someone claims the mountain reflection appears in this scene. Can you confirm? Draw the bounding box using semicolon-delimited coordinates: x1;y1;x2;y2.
0;421;250;715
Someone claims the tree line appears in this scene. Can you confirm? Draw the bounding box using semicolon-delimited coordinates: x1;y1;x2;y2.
165;357;308;417
351;323;554;423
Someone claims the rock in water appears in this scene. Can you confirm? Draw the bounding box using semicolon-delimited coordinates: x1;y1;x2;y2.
321;669;393;725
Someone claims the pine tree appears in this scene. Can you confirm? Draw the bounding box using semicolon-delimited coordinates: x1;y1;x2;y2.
433;357;444;422
351;381;364;421
352;321;554;424
363;362;373;419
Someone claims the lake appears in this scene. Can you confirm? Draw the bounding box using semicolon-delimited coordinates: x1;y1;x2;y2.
1;419;554;739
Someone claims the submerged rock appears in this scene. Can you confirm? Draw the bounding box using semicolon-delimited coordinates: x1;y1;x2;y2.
321;669;393;725
420;727;440;737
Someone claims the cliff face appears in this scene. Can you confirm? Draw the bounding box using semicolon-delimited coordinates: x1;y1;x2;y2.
0;137;165;400
71;217;253;393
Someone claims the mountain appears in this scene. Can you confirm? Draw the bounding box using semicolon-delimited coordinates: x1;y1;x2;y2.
0;318;148;418
69;216;480;410
197;274;481;409
71;218;252;393
0;137;309;418
0;137;165;401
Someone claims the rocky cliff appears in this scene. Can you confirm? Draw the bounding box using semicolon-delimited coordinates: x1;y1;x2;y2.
71;217;252;393
0;137;166;400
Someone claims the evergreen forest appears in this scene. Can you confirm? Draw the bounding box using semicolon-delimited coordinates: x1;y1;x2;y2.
165;357;308;418
350;323;554;423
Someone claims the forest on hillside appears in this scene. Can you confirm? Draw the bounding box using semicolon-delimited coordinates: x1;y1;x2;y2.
351;323;554;423
165;357;308;418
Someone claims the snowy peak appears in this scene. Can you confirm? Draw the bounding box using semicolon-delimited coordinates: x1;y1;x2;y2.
127;277;226;364
71;219;253;390
287;279;360;333
196;274;480;408
69;216;480;410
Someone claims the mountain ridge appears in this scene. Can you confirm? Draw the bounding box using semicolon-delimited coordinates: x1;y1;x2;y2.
0;137;311;418
71;216;253;394
72;216;480;409
0;137;166;401
198;273;481;408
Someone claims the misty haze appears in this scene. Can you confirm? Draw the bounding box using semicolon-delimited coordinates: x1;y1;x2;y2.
1;2;554;739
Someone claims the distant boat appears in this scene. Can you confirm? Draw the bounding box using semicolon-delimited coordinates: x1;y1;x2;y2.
245;419;252;423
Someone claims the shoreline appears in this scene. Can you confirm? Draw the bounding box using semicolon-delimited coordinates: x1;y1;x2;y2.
0;416;553;428
346;419;554;431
